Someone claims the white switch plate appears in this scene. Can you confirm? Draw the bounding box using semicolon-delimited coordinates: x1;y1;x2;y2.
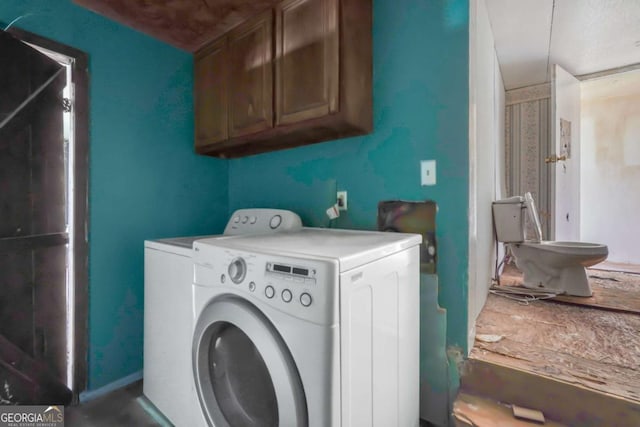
421;160;436;186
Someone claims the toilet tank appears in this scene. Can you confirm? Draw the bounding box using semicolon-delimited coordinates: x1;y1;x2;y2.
492;197;525;242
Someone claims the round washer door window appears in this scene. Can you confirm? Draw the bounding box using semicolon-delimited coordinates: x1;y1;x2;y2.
193;297;307;427
209;322;277;426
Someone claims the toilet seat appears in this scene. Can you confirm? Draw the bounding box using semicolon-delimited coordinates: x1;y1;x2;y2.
520;194;607;258
525;241;609;258
523;192;543;242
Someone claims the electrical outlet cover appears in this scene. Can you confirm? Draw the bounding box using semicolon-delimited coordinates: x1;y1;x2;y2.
337;191;348;211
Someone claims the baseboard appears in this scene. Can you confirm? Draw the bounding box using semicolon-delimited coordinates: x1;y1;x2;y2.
79;370;143;403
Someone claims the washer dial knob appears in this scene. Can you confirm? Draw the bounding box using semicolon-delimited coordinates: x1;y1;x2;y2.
269;215;282;229
281;289;293;303
228;257;247;284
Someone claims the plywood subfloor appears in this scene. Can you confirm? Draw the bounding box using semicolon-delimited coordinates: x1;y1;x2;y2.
454;393;568;427
499;264;640;314
472;292;640;403
591;261;640;275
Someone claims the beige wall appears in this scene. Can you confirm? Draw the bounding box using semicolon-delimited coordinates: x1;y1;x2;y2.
552;65;582;242
581;70;640;264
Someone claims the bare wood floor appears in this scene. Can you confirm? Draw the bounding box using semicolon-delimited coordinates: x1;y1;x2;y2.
591;261;640;275
499;264;640;314
472;266;640;404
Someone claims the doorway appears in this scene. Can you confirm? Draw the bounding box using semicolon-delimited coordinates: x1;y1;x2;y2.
505;64;582;243
0;28;88;404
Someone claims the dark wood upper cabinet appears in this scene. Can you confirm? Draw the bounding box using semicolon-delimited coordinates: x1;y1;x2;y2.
194;37;228;147
194;0;371;158
73;0;370;156
275;0;338;125
228;11;274;138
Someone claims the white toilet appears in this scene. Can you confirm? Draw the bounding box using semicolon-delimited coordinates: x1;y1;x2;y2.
492;192;608;296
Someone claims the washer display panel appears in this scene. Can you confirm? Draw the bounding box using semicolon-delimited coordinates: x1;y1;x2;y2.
193;297;307;427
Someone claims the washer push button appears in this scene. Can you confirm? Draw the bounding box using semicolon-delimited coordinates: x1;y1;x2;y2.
269;215;282;229
265;286;275;299
281;289;293;303
300;293;312;307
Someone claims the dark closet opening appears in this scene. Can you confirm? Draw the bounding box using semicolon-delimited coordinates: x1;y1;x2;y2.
0;27;89;405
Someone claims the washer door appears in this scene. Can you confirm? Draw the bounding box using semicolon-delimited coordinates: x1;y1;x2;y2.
193;296;307;427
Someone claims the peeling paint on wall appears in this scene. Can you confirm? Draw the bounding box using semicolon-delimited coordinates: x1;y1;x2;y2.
581;70;640;264
420;274;449;426
446;345;465;425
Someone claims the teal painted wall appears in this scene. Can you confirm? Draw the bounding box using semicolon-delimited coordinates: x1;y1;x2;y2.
228;0;470;350
0;1;229;389
1;0;470;392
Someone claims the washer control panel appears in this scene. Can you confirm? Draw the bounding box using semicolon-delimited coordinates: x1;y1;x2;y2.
263;261;317;308
223;209;302;235
194;244;337;325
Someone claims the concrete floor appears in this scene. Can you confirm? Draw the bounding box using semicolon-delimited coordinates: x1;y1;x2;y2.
66;380;436;426
65;381;168;427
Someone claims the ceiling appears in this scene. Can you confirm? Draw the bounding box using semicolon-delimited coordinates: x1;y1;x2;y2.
485;0;640;90
73;0;281;52
73;0;640;84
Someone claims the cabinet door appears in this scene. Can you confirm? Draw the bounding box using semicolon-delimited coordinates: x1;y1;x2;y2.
228;11;273;138
195;37;228;147
275;0;338;126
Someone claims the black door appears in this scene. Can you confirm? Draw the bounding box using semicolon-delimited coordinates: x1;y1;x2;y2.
0;30;72;405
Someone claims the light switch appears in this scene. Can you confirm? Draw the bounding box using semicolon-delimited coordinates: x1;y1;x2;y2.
421;160;436;186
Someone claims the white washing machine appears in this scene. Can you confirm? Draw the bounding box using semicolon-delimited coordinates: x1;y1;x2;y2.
143;209;302;427
192;228;421;427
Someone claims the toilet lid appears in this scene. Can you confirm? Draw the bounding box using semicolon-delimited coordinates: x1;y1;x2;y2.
524;192;543;242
